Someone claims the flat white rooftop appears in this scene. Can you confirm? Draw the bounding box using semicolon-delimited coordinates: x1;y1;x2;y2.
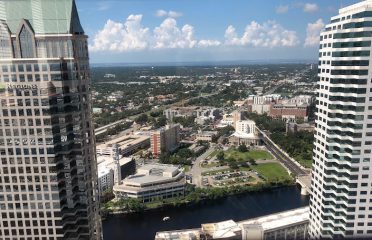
239;206;309;231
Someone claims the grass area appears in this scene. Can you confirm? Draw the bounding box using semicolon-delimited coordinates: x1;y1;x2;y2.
201;162;220;168
183;165;191;172
225;149;273;162
251;163;292;181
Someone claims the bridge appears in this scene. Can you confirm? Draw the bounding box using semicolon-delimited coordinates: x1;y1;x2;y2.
257;127;311;195
296;174;311;195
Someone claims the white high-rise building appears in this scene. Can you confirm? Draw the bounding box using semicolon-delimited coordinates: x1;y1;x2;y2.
309;1;372;239
0;0;101;239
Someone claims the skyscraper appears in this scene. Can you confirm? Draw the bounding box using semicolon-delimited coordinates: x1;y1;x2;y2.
0;0;101;239
309;1;372;238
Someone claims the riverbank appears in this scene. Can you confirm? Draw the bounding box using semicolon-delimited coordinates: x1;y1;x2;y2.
102;179;294;216
102;186;309;240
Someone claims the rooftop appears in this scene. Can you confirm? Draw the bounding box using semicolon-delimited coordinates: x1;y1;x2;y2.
239;207;309;231
0;0;84;34
96;134;150;151
121;164;183;186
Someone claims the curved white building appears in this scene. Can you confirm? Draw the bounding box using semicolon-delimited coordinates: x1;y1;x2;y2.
309;1;372;239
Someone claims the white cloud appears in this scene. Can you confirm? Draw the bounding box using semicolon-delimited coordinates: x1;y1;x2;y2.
225;21;299;47
89;15;150;52
304;19;324;46
303;3;319;13
156;10;168;17
156;9;183;18
276;5;289;14
90;15;299;52
153;18;197;49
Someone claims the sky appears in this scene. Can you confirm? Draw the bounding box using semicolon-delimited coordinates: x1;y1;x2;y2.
76;0;360;64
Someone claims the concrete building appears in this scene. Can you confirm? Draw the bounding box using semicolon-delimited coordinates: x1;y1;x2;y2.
229;120;260;146
96;155;135;196
286;122;315;134
155;207;309;240
96;134;150;157
218;111;243;128
240;207;309;240
113;164;186;202
202;220;242;239
163;106;215;121
151;124;180;158
309;1;372;238
0;1;102;239
98;166;114;195
195;131;218;142
269;104;309;121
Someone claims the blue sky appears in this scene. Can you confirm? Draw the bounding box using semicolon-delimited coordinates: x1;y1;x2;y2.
76;0;359;64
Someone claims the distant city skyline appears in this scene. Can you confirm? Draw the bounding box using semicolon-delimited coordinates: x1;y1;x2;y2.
77;0;359;63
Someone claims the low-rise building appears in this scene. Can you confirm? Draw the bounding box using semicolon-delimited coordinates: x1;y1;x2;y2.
96;134;150;157
113;164;186;202
154;207;309;240
202;220;242;239
195;131;217;142
240;207;309;240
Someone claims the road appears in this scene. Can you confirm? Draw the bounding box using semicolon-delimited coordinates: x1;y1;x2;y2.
257;128;308;176
189;146;216;187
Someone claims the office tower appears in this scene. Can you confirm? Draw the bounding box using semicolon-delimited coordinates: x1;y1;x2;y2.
151;124;180;158
309;1;372;239
0;0;101;239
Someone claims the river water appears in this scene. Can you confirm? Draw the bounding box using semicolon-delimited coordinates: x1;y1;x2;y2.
102;186;309;240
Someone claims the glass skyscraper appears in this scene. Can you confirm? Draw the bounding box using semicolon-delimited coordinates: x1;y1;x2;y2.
0;0;101;239
309;0;372;239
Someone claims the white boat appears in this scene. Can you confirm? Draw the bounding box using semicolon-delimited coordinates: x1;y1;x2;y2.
162;216;170;221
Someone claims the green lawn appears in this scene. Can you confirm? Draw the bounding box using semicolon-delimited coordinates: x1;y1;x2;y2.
225;149;273;162
251;163;291;181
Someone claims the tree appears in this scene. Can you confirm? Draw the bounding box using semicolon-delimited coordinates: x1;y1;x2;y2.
238;144;248;153
229;161;239;170
135;114;148;125
248;159;257;166
216;152;225;161
178;148;193;159
154;115;167;128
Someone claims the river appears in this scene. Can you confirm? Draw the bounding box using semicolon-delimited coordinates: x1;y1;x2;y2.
102;186;309;240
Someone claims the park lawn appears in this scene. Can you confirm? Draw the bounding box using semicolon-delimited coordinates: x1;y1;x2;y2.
251;163;291;181
225;149;273;162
